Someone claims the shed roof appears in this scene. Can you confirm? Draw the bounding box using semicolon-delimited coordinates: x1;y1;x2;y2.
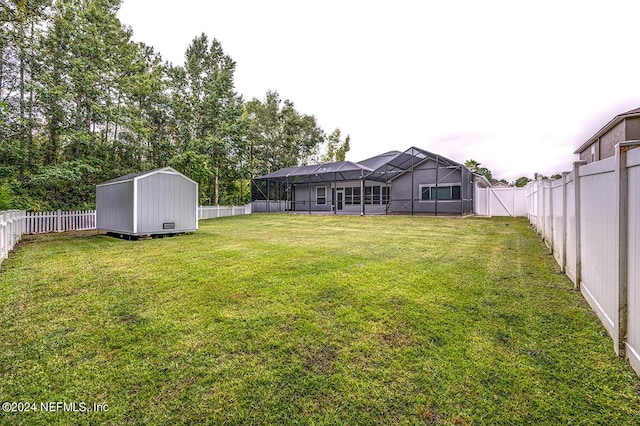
574;106;640;154
97;167;196;186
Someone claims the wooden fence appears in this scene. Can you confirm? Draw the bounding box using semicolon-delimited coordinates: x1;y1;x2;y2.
525;141;640;376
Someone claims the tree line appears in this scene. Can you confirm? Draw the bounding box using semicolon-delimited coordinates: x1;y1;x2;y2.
0;0;349;210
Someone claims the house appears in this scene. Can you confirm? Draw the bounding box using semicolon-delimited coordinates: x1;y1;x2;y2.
574;107;640;163
252;147;491;215
96;167;198;238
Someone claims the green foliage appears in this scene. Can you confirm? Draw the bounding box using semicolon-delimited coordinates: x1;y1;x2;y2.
514;176;532;187
0;182;12;210
0;1;344;210
168;150;212;204
245;91;326;177
465;159;494;182
320;128;350;163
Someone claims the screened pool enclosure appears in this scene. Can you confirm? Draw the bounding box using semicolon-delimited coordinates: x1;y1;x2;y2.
252;147;488;215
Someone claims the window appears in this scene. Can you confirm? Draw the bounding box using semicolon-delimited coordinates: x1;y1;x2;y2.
364;186;372;204
352;187;361;204
382;187;390;204
373;186;381;204
345;187;353;205
316;187;326;205
420;184;461;201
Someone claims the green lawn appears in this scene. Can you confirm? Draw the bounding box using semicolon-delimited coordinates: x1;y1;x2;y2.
1;215;639;424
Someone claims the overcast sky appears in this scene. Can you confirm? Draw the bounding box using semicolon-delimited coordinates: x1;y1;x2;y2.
118;0;639;182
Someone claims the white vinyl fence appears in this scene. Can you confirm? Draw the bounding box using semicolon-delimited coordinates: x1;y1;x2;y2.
0;210;26;265
475;186;528;217
25;210;96;234
198;204;252;219
525;141;640;376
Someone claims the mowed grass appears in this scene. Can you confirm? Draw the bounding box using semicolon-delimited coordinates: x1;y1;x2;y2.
1;215;639;425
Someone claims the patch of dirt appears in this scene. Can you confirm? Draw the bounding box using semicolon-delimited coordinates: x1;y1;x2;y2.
303;344;338;374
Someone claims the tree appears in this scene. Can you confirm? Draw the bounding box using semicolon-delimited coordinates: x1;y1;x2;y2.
320;128;350;163
245;91;325;178
167;34;246;204
513;176;531;187
464;159;493;182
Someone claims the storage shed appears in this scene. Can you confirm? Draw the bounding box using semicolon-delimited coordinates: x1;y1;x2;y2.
96;167;198;237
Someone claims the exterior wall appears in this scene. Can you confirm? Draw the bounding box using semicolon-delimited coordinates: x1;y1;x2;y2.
579;147;591;163
292;180;389;214
625;116;640;140
600;120;626;160
389;159;467;214
96;180;134;234
136;172;198;234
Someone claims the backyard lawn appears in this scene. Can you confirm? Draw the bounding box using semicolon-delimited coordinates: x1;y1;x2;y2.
0;214;639;424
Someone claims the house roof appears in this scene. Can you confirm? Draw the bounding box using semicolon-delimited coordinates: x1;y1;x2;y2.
256;147;469;184
357;151;402;170
258;161;373;183
97;167;196;186
574;106;640;154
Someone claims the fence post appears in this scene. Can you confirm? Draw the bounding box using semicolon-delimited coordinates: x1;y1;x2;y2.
1;212;5;259
573;161;587;290
548;180;554;254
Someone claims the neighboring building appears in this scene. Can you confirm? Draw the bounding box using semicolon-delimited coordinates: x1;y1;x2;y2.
574;107;640;163
252;147;491;215
96;167;198;238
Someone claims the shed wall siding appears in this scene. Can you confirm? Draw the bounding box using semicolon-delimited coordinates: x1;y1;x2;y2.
136;172;197;234
96;181;134;233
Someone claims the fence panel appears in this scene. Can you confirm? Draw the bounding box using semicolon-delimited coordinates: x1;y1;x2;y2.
550;180;564;267
564;174;577;284
198;205;252;220
626;148;640;373
26;210;97;234
578;159;618;337
474;187;528;217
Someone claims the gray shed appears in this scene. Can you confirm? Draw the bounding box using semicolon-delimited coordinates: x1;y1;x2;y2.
96;167;198;237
